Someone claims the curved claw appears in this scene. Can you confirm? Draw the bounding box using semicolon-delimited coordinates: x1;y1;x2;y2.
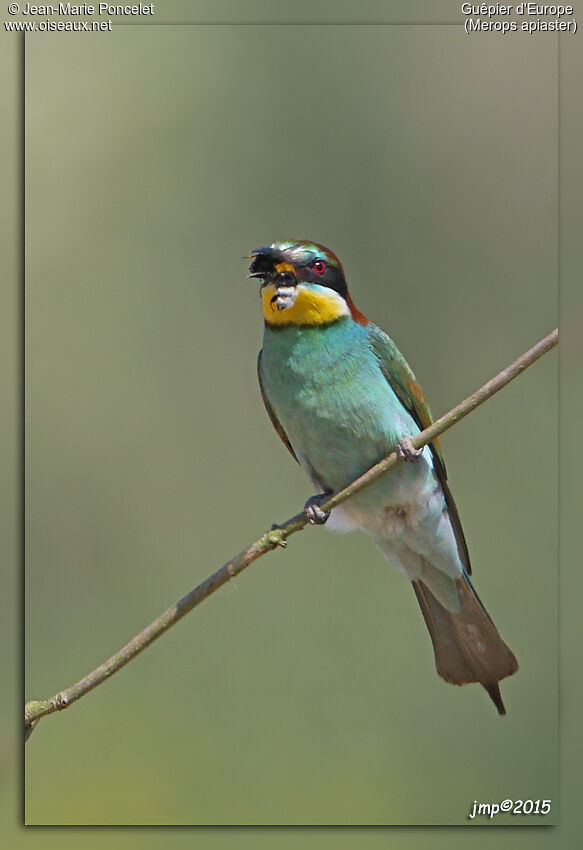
304;493;331;525
396;437;423;462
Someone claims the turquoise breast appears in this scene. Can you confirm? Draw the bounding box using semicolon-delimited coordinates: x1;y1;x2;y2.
260;318;421;495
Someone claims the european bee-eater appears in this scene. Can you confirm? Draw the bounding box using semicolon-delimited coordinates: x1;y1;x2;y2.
249;239;518;714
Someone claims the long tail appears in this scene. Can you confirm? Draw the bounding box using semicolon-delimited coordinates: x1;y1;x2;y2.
412;575;519;714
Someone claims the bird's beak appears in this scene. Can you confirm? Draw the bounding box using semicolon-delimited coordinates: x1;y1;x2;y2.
248;250;297;287
248;247;274;281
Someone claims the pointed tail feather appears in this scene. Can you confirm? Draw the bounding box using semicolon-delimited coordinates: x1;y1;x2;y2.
412;576;518;714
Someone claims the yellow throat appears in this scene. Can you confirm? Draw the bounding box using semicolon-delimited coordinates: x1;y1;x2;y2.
261;282;350;326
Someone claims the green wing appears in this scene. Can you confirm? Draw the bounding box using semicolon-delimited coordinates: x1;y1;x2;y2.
368;325;472;574
257;350;298;463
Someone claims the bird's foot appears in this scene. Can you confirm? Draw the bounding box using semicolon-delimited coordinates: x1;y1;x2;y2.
304;493;332;525
396;437;423;462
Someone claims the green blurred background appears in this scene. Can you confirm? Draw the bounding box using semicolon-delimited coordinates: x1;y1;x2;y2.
4;1;570;833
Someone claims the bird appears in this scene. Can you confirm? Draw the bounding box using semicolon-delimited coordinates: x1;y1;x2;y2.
249;239;518;714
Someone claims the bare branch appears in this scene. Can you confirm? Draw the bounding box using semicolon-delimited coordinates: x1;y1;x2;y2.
25;328;558;741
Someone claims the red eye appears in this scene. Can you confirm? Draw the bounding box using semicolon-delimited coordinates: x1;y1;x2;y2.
313;260;326;275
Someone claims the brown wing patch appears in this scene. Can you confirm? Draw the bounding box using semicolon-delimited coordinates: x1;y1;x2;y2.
376;358;447;480
403;379;443;457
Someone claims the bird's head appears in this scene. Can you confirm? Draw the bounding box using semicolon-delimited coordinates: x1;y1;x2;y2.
248;240;367;327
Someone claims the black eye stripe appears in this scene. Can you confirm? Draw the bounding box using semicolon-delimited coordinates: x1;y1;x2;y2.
249;246;348;300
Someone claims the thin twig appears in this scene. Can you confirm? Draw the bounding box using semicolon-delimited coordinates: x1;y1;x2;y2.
25;328;558;741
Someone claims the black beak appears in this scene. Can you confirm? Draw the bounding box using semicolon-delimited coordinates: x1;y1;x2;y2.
247;247;298;286
248;247;274;280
